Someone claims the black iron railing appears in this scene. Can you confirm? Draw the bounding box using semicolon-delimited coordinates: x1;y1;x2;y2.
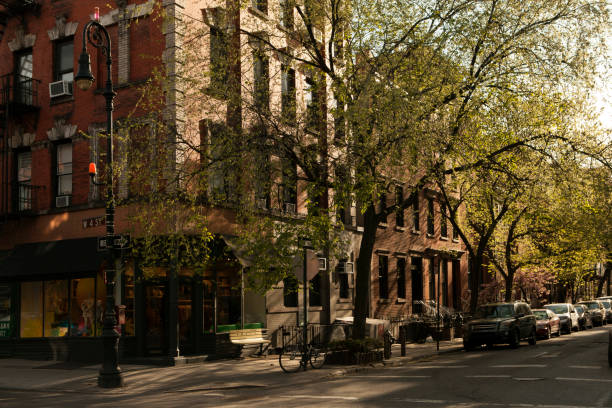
10;183;43;214
0;74;41;110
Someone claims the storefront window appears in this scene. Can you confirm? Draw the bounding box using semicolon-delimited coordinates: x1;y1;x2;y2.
124;265;135;336
44;280;69;337
70;278;95;336
96;273;107;337
20;281;43;338
0;285;12;337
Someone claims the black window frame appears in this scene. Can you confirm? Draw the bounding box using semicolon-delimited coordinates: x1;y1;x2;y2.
395;186;404;227
440;202;448;238
253;47;269;112
427;197;435;235
378;255;389;299
210;25;228;93
441;259;448;306
279;0;294;29
283;275;298;308
304;75;320;130
281;65;296;122
412;195;420;232
54;140;73;199
397;258;406;299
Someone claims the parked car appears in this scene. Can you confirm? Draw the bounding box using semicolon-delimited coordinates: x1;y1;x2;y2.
532;309;561;339
598;300;612;324
574;304;593;330
577;301;605;326
463;302;537;350
544;303;579;333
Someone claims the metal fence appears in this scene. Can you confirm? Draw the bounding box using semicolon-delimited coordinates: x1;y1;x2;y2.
278;323;352;349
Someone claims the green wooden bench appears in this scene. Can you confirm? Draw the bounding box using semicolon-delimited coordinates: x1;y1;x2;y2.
229;328;270;355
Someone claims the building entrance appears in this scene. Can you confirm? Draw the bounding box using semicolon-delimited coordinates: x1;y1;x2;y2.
144;281;168;355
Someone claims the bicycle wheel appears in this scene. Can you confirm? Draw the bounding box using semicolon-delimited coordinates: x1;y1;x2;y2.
309;346;327;369
279;345;303;373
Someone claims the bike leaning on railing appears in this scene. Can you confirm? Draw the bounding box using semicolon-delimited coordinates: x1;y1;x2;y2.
279;325;328;373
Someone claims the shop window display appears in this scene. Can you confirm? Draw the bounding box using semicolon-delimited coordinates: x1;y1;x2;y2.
123;266;135;336
44;280;70;337
20;281;43;337
0;285;12;337
69;278;96;336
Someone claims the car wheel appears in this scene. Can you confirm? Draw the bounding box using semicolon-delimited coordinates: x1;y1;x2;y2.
509;329;520;348
565;324;572;335
528;328;537;345
545;326;551;340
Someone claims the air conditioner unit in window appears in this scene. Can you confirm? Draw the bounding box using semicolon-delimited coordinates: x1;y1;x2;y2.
55;195;71;208
318;257;327;271
49;80;72;98
284;202;296;213
343;262;354;274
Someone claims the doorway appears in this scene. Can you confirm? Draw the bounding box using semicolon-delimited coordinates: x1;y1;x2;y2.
144;282;168;355
411;257;423;313
452;260;461;310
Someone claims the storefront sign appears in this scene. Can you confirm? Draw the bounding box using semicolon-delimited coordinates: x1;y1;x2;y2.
0;321;12;337
82;216;105;229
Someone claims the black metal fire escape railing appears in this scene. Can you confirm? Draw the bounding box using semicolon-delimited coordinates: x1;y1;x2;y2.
0;74;41;219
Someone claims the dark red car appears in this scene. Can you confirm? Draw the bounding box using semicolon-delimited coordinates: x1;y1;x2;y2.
532;309;561;339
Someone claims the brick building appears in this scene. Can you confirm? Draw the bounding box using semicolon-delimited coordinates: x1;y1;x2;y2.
0;0;468;362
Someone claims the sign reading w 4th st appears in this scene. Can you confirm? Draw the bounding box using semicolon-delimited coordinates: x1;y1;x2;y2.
97;234;131;251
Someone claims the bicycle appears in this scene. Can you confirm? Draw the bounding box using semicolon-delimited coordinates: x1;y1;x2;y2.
279;327;328;373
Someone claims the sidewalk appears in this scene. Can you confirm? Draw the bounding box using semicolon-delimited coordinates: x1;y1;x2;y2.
0;338;464;395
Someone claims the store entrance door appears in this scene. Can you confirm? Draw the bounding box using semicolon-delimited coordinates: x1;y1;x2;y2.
411;257;423;313
144;282;168;355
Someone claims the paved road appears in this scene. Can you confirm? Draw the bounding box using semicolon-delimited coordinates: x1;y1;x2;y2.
220;326;612;408
0;327;609;407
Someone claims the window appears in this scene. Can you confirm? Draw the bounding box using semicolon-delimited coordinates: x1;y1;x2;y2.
379;193;387;224
0;285;12;337
412;196;420;232
397;258;406;299
208;123;234;201
452;213;459;241
441;260;448;306
309;274;322;306
395;186;404;227
334;97;345;143
253;49;269;111
281;65;296;122
210;26;228;91
252;0;267;13
279;0;294;29
56;143;72;197
335;166;350;224
281;157;297;210
429;258;435;300
427;197;434;235
283;275;298;307
15;49;33;105
304;76;319;129
16;151;32;211
337;260;353;299
378;255;389;299
440;203;448;238
253;134;271;209
54;38;73;85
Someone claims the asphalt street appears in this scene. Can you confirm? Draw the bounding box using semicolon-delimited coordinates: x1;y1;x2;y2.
0;326;609;407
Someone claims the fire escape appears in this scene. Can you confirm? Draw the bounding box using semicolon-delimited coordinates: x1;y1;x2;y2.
0;0;41;222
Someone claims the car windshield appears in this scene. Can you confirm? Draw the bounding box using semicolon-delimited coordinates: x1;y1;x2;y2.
601;301;611;308
533;311;548;320
545;305;568;314
574;306;584;313
475;305;515;318
581;302;599;310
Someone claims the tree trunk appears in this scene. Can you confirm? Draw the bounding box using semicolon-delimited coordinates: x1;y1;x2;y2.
596;269;610;298
469;254;482;313
504;273;514;303
353;203;377;339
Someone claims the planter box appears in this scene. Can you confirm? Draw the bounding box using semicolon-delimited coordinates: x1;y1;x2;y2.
327;349;384;365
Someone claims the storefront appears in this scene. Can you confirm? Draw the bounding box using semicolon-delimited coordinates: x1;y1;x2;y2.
0;235;266;361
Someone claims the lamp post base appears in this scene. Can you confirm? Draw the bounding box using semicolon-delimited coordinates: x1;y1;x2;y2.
98;369;124;388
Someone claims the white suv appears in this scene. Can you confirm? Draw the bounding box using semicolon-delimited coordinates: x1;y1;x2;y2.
544;303;579;334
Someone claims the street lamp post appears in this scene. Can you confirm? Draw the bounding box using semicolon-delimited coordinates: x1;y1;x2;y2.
75;17;124;388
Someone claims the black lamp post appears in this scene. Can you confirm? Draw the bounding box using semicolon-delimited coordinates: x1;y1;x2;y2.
75;18;124;388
